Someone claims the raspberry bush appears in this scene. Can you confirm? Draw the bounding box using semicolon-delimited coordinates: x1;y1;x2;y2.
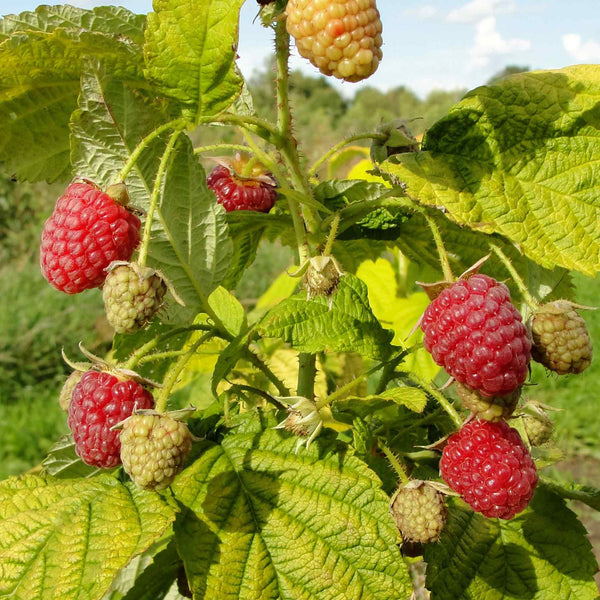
0;1;599;598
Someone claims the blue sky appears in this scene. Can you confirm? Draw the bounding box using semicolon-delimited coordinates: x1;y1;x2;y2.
1;0;599;97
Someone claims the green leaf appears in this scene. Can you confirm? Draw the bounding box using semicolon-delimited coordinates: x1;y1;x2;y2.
258;274;395;360
41;434;107;479
425;489;600;599
172;412;411;599
379;65;600;276
207;286;246;337
144;0;245;120
0;5;145;43
0;27;144;181
0;473;176;600
70;69;172;210
378;387;428;412
146;136;234;320
539;476;600;512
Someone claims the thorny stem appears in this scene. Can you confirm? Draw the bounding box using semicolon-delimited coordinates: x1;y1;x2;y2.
155;332;213;412
308;132;387;179
137;128;184;268
490;242;540;309
273;20;312;265
240;129;290;190
407;372;463;429
423;211;454;281
297;353;317;400
197;113;283;146
116;118;188;183
124;325;214;370
378;438;410;484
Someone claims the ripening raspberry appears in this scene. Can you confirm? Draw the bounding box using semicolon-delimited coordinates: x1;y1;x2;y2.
440;419;538;519
40;182;140;294
421;274;531;398
207;165;278;213
286;0;383;82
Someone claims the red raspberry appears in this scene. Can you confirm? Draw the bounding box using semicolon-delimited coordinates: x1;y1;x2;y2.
207;165;277;213
421;274;531;397
440;420;538;519
40;182;141;294
68;370;154;468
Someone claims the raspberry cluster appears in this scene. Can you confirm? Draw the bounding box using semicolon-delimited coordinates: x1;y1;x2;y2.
440;420;538;519
286;0;383;82
68;370;154;468
421;274;531;398
40;182;140;294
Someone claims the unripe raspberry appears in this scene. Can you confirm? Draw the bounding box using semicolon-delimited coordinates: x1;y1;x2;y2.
103;263;167;334
68;370;154;468
440;420;538;519
421;274;531;398
59;370;84;411
207;165;277;213
390;481;447;544
120;413;192;490
521;403;553;446
456;382;520;422
40;182;141;294
530;300;592;374
286;0;383;83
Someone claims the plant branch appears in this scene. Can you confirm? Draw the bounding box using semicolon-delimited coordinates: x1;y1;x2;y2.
490;242;539;309
378;438;410;484
297;353;316;400
116;118;188;183
194;143;252;155
154;332;213;412
406;372;463;429
422;211;454;281
243;349;290;397
137;128;183;268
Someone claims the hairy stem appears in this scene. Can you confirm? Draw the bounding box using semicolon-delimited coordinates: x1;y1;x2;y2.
116;118;188;183
124;325;214;370
194;143;252;155
308;132;387;178
243;349;290;397
490;242;540;309
423;211;454;281
137;128;183;268
407;372;463;429
154;332;213;412
378;438;410;484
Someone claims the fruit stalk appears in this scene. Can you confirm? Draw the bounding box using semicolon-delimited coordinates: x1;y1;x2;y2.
117;118;188;183
137;129;183;268
377;438;410;484
422;211;454;281
154;331;213;412
490;242;539;310
407;372;463;429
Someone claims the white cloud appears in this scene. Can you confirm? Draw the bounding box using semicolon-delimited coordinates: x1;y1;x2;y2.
469;16;530;68
447;0;516;24
403;6;438;20
563;34;600;62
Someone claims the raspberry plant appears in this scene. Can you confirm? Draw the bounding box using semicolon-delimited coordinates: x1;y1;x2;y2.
0;1;599;598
